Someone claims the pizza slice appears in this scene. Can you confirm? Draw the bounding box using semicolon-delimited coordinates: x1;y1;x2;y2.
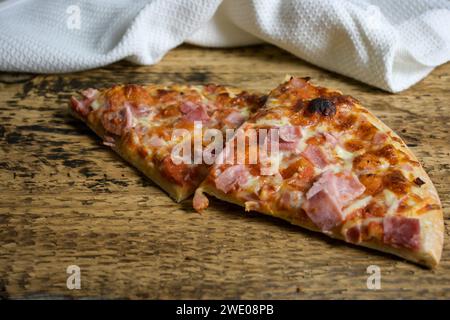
193;76;444;267
70;83;265;202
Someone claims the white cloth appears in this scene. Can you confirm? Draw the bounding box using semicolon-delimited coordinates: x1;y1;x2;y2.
0;0;449;92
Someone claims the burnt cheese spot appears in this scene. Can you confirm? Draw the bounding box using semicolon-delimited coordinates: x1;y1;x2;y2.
307;98;336;116
413;177;425;186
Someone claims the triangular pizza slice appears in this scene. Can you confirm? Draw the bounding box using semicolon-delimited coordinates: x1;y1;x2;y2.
70;83;265;201
194;77;444;267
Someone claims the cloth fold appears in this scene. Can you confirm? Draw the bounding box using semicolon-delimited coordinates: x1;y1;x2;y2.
0;0;449;92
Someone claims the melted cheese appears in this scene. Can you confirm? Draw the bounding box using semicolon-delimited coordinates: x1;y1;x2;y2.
343;196;372;216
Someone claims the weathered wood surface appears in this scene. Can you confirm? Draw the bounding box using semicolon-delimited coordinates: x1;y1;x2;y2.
0;44;449;299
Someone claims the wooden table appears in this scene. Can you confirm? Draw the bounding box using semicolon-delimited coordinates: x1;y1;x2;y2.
0;44;449;299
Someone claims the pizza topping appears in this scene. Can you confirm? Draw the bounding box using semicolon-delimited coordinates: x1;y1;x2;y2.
132;104;153;117
303;171;365;230
344;139;364;152
70;96;92;117
145;134;166;148
307;171;366;204
180;101;210;122
290;76;309;89
101;102;134;136
345;220;386;244
285;161;316;192
224;111;246;127
279;125;302;142
359;174;383;196
353;152;382;171
307;98;336;116
374;144;398;165
383;216;420;250
193;189;209;212
413;177;425;186
383;170;410;195
322;132;340;147
81;88;99;100
278;141;297;152
302;145;329;168
278;190;303;211
303;190;344;231
215;165;249;194
373;131;388;145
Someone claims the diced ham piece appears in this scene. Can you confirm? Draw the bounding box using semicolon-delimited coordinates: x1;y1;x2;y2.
124;103;133;131
180;101;197;114
193;190;209;212
279;141;297;151
290;77;307;89
306;171;365;205
70;96;91;117
101;103;134;136
303;191;343;231
225;111;246;127
214;165;248;194
323;132;339;147
146;135;165;147
383;216;420;250
303;171;365;231
132;104;152;117
276;126;302;151
279;125;302;142
180;101;210;122
302;145;329;168
81;88;98;99
373;131;388;145
70;88;98;117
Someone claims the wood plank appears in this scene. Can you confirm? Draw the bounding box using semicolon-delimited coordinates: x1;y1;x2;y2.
0;44;449;299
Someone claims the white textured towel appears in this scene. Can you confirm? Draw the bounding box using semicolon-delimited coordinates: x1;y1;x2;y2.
0;0;449;92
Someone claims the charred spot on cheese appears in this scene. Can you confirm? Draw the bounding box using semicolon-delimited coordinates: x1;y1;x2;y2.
413;177;425;186
307;98;336;116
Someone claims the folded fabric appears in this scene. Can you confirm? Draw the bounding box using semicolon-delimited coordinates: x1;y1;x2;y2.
0;0;449;92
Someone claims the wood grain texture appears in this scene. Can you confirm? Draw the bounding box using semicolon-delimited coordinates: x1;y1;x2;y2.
0;44;449;299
